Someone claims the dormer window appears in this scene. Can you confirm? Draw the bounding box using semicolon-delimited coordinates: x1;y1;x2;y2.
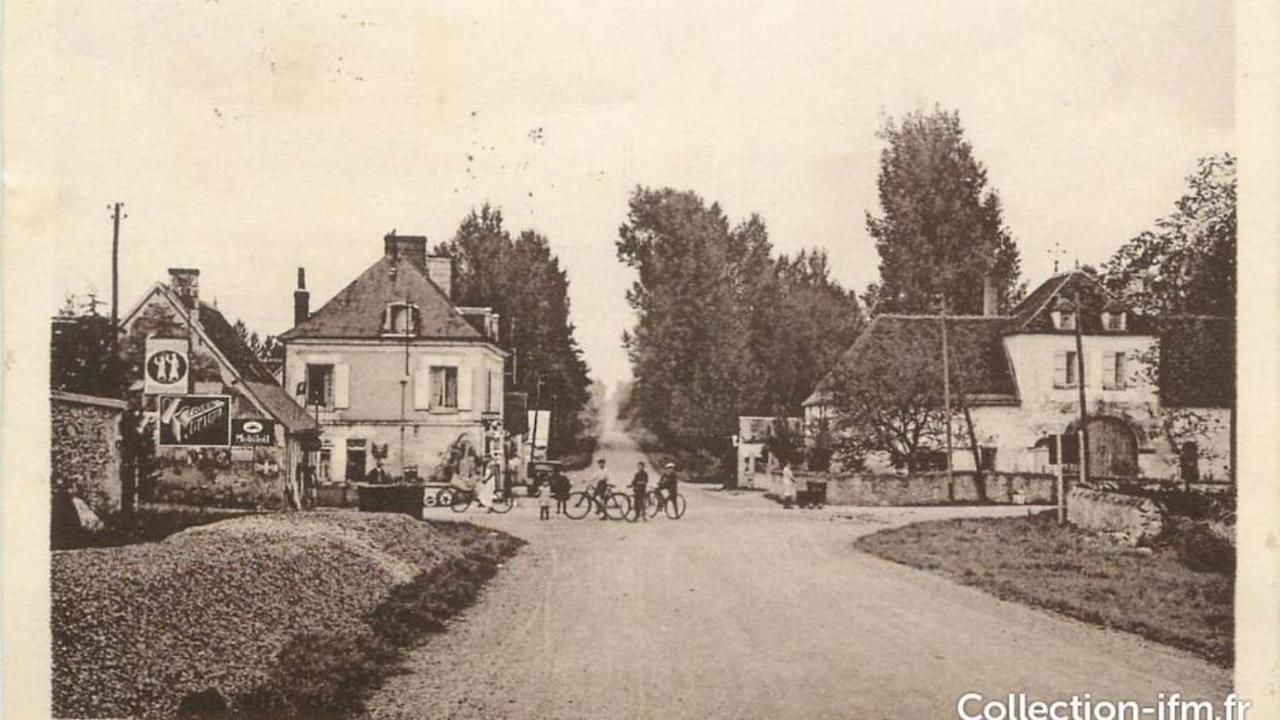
1049;297;1076;330
383;302;418;335
1101;309;1127;331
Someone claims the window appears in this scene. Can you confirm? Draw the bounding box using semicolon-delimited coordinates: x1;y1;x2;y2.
345;439;367;482
383;302;418;335
1102;311;1127;331
430;366;459;409
1103;351;1127;390
1037;434;1080;466
317;448;332;482
1054;350;1079;388
979;447;997;472
306;364;334;407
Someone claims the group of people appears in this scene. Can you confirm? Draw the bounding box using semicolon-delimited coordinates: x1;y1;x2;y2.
450;447;502;511
539;457;679;521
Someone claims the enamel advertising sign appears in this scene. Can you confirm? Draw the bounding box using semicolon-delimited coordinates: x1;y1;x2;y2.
144;338;190;395
232;419;277;447
157;394;231;447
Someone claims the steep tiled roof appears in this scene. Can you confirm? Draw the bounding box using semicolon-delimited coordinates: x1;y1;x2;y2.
243;381;320;434
1157;317;1235;408
195;301;277;384
1009;270;1152;335
809;315;1019;405
280;255;482;340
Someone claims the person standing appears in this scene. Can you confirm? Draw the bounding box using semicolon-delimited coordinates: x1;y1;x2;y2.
658;462;679;511
538;478;552;520
366;459;391;485
477;459;498;511
781;459;797;510
593;458;611;520
552;467;571;514
630;461;650;522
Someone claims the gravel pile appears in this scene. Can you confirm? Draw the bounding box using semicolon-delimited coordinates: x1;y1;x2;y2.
52;511;481;719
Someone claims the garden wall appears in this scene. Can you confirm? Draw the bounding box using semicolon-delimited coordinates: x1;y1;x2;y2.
769;468;1060;506
151;445;291;510
51;391;126;517
1066;487;1165;546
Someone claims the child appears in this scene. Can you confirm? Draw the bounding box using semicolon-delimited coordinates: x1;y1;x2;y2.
538;482;552;520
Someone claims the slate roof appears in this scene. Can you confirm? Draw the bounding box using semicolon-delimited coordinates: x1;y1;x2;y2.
243;380;320;434
1008;270;1152;334
280;255;482;341
805;314;1020;406
195;301;277;383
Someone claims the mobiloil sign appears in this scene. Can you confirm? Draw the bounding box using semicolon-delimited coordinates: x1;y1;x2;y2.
157;395;232;447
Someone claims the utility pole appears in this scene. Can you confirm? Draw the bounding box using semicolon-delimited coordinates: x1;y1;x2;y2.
940;295;954;498
109;203;123;387
1073;284;1090;484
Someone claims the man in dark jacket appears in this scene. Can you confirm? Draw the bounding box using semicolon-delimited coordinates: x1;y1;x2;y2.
630;461;650;522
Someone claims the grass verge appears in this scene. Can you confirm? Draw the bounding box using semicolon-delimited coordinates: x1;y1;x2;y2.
854;512;1233;666
184;521;524;720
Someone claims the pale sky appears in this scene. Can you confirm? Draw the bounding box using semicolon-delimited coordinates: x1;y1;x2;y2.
13;0;1234;387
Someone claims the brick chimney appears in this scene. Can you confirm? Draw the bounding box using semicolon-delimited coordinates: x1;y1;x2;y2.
384;231;428;271
169;268;200;320
293;267;310;326
425;256;453;299
982;275;999;317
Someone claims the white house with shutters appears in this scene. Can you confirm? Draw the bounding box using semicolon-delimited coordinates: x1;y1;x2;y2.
804;271;1234;484
279;233;506;486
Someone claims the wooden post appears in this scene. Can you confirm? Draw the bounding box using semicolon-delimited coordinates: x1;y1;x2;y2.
940;296;954;500
1073;286;1090;485
1056;433;1065;524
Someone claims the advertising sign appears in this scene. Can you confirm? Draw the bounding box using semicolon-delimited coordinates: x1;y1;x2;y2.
157;395;231;447
232;419;276;447
527;409;551;449
145;338;190;394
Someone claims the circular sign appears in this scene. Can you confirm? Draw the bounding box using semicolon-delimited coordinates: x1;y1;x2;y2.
241;420;264;434
146;350;189;385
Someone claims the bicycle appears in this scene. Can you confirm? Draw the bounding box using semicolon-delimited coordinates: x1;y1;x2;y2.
449;486;514;514
645;488;686;519
563;484;631;521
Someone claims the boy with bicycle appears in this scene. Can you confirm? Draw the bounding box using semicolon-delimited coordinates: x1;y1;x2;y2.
593;458;611;520
631;461;650;522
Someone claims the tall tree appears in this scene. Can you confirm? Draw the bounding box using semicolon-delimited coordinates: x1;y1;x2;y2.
617;187;864;454
1101;153;1236;317
864;107;1023;315
435;205;593;452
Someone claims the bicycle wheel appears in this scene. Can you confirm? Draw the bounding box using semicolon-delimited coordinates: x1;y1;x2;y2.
423;491;438;508
435;488;454;507
604;492;631;521
563;491;593;520
450;491;472;513
645;491;663;519
489;493;514;514
664;493;687;519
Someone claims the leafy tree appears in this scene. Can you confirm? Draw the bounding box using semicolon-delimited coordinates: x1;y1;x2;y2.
434;205;594;453
1101;153;1236;317
864;107;1023;315
232;319;285;369
51;294;121;398
616;187;864;457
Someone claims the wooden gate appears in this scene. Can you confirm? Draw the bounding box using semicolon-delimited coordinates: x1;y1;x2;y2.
1086;417;1139;477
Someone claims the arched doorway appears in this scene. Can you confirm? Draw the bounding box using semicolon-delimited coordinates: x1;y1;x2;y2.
1084;416;1139;478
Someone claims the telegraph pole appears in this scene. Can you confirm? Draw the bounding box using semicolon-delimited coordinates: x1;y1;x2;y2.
940;294;954;498
109;203;123;378
1073;284;1090;484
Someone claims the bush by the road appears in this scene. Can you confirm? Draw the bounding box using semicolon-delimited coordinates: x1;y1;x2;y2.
855;512;1233;666
52;510;522;719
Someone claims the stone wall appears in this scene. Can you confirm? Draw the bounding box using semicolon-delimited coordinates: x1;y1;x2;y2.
1066;487;1165;546
51;392;126;517
151;445;290;510
767;468;1060;506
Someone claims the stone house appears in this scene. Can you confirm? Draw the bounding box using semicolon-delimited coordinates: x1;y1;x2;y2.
120;269;319;509
279;233;506;491
804;271;1234;484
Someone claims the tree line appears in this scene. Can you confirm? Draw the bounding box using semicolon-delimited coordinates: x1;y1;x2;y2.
615;188;865;462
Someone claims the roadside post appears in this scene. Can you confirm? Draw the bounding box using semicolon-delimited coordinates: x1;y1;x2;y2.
1055;433;1065;524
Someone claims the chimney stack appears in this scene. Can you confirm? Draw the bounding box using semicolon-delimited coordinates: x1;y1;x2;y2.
293;267;310;327
384;231;428;272
425;256;453;299
169;268;200;320
982;276;999;317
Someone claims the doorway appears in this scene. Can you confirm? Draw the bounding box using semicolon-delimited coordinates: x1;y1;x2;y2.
1085;417;1139;478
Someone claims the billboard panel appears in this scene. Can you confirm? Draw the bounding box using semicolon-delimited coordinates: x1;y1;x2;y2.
144;338;189;395
157;394;231;447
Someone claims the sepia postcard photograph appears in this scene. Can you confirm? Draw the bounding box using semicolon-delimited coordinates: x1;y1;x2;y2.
4;1;1278;718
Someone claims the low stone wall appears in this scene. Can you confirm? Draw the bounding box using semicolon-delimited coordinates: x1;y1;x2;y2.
766;469;1059;506
1066;487;1165;546
51;391;127;517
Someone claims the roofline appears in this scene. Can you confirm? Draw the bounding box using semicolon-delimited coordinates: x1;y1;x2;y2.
281;335;510;357
1012;270;1126;332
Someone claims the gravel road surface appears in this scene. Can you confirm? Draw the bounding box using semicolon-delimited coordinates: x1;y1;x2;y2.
363;426;1231;720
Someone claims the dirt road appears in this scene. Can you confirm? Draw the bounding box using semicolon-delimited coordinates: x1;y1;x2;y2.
363;427;1230;720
